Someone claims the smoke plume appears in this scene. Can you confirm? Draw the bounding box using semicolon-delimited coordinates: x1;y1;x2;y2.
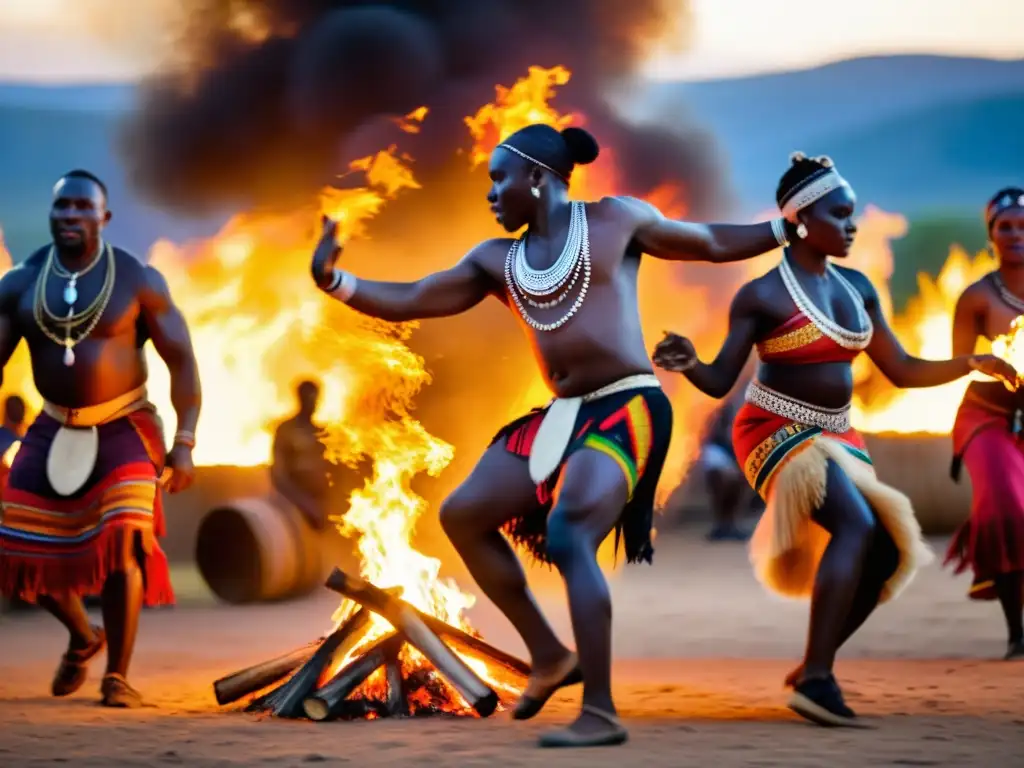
118;0;729;216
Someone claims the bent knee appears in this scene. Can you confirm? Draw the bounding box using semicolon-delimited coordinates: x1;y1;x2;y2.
545;508;584;565
438;492;498;541
546;498;619;564
867;525;900;581
822;464;876;537
438;494;471;539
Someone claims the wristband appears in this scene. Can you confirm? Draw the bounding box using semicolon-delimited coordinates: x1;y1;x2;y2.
173;429;196;449
770;217;789;248
324;269;358;303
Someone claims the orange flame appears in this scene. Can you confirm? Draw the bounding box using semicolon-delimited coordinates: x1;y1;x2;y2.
991;314;1024;372
852;243;999;434
394;106;429;135
140;146;422;466
465;65;575;168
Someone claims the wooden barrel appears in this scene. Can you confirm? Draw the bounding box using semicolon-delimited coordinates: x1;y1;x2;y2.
862;432;971;535
195;494;327;604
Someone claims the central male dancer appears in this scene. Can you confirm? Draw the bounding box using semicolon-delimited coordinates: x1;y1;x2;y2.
311;124;788;747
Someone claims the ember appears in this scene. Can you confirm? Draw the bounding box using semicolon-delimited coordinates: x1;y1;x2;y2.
212;569;528;721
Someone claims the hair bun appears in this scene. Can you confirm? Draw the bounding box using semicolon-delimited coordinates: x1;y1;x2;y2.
560;126;600;166
789;151;807;164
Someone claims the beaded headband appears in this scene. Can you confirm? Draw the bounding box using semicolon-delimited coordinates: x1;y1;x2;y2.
778;153;851;222
986;190;1024;231
498;143;570;183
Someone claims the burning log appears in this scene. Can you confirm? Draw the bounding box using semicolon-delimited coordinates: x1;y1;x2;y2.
247;605;376;717
216;586;401;711
324;568;529;678
323;569;499;718
384;643;408;718
213;573;527;722
302;633;405;722
213;642;319;706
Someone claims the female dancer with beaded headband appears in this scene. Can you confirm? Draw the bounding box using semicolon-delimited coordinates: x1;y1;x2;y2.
946;186;1024;660
311;123;789;747
653;153;1019;727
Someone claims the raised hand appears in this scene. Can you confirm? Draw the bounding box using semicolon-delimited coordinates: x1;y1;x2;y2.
311;216;343;288
970;354;1021;391
652;331;697;373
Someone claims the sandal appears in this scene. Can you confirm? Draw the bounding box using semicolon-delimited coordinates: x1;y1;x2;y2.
51;625;106;697
100;673;145;708
512;652;582;720
538;705;629;748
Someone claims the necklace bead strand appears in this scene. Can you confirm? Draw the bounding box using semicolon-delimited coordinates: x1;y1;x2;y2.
779;254;873;350
505;201;592;332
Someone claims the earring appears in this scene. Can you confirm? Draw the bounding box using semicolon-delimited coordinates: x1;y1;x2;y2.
796;223;808;239
531;186;541;199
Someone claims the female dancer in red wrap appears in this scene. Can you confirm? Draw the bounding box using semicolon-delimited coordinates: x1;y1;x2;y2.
653;153;1019;726
947;186;1024;660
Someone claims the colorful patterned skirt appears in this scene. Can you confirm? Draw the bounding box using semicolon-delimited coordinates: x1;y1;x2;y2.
0;405;174;606
945;393;1024;600
733;384;932;603
492;382;673;566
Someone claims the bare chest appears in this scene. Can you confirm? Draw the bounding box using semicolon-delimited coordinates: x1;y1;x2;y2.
16;263;141;344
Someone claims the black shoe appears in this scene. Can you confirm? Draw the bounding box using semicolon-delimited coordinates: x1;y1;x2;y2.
788;675;867;728
1005;639;1024;660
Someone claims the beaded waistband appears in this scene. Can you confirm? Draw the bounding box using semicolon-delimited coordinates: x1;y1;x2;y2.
745;380;851;433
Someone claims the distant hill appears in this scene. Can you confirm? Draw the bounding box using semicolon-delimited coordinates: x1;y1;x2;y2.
2;54;1023;260
0;103;224;261
822;92;1024;213
637;54;1024;213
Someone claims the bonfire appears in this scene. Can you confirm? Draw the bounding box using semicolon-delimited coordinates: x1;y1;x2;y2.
207;67;596;721
213;569;528;720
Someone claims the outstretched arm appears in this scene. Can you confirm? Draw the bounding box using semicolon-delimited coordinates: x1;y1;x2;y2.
311;218;496;322
856;272;1015;388
616;196;786;264
654;283;761;398
139;265;202;445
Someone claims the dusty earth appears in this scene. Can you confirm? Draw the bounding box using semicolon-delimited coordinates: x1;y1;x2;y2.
1;531;1022;767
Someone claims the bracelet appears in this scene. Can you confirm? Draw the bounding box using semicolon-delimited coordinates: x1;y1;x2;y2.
770;217;789;248
173;429;196;448
323;269;358;303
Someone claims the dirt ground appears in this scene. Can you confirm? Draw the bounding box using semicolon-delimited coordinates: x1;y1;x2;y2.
1;530;1022;767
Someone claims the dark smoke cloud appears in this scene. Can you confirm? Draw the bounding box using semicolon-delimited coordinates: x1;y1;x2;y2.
119;0;728;217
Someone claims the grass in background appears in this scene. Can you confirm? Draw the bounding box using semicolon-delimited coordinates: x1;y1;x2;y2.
889;210;989;311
